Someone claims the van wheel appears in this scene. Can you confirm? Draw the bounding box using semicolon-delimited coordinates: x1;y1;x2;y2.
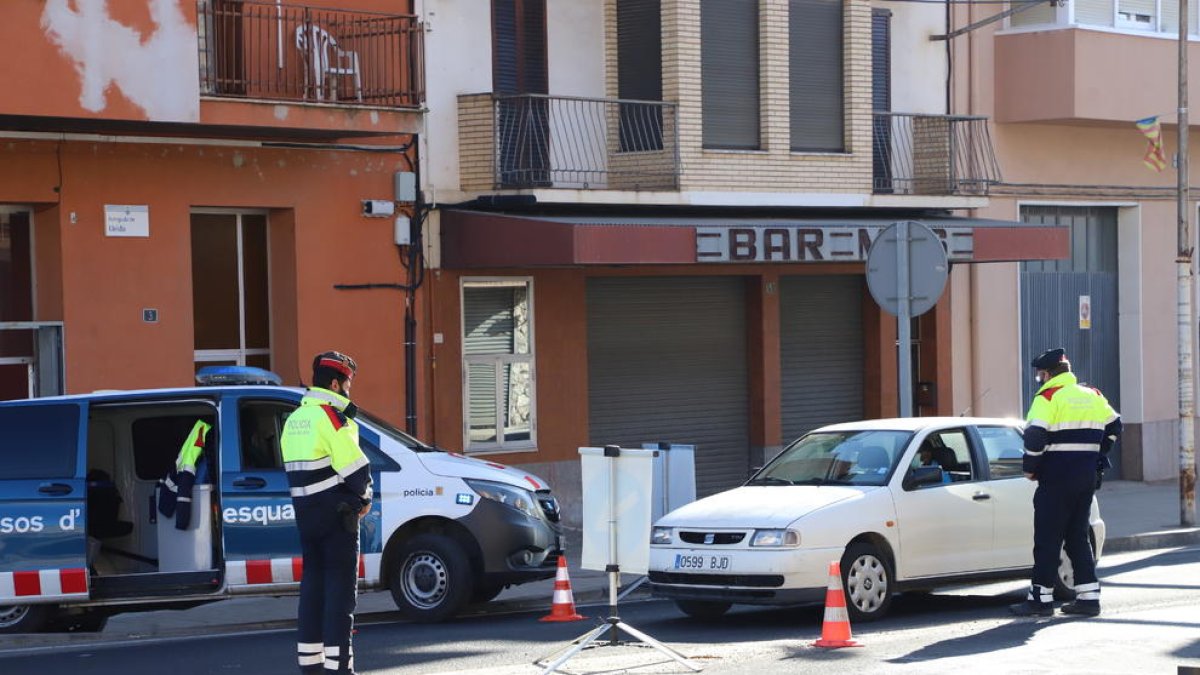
675;599;731;620
389;534;473;622
0;604;55;633
841;542;894;623
1054;535;1098;601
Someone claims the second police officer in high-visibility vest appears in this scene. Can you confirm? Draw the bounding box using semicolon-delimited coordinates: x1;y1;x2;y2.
157;419;211;530
1010;348;1121;618
282;352;372;674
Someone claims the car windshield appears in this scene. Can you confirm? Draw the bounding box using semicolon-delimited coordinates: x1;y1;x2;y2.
750;430;913;486
356;408;439;452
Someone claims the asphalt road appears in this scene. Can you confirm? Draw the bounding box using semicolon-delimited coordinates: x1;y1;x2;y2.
2;545;1199;674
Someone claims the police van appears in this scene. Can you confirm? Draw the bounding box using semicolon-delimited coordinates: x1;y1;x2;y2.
0;368;562;633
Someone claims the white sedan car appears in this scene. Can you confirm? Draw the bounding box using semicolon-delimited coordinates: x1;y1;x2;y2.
648;417;1106;622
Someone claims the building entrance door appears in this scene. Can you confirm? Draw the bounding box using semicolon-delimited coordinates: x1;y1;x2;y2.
1019;206;1121;477
0;210;33;400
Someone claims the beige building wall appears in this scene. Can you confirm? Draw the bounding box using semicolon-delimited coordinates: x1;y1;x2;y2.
955;15;1199;480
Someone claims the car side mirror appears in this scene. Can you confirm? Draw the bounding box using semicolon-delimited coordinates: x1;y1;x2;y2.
904;466;944;490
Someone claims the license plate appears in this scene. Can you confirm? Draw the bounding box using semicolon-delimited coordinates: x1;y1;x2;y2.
673;554;731;571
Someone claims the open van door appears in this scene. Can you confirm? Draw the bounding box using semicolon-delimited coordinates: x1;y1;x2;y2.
0;401;89;632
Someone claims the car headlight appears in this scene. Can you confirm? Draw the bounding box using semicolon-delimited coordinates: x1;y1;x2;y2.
464;479;540;519
651;526;673;545
750;529;800;547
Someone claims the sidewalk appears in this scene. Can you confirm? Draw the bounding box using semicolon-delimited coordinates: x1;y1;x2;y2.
5;480;1199;648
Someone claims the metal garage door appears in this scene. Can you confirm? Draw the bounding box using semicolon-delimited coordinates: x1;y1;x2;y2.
1020;206;1122;477
587;276;750;497
780;275;865;444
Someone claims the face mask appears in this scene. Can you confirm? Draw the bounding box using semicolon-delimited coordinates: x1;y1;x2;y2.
1034;372;1045;385
344;402;358;419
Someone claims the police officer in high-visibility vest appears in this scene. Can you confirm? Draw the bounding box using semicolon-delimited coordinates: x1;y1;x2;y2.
1010;348;1121;618
157;419;211;530
282;351;372;674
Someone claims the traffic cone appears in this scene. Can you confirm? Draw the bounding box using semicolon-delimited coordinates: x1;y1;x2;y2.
813;561;862;648
539;554;586;622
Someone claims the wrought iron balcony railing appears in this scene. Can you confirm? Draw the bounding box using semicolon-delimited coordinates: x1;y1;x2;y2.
459;94;680;191
872;113;1002;196
198;0;424;108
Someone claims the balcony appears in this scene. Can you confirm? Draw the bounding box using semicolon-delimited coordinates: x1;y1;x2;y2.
872;113;1002;196
995;24;1200;124
459;94;680;192
197;0;424;109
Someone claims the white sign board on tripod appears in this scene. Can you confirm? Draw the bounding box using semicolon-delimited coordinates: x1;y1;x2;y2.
579;446;655;575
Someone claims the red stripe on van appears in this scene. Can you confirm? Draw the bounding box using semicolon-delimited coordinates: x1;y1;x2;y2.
13;571;41;596
60;568;87;594
245;559;273;584
292;557;304;582
358;555;365;579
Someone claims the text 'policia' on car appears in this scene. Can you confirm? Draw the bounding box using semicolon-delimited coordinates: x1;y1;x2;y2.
0;367;563;633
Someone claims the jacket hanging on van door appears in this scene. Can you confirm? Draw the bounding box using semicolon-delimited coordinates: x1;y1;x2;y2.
157;419;211;530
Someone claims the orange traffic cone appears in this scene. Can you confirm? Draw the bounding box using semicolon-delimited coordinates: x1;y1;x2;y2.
539;554;586;622
813;561;862;648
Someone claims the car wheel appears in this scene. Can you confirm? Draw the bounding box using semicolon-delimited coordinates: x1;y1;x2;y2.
389;533;473;622
675;599;732;620
1054;535;1098;601
0;604;55;634
470;583;506;604
840;542;894;623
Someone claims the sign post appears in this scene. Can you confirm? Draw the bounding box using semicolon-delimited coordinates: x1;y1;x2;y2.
866;222;949;417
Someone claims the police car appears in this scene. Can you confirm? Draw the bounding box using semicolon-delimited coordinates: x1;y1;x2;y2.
648;417;1106;622
0;367;562;633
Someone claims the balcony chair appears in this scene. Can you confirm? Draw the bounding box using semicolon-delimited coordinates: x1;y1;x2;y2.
295;24;363;102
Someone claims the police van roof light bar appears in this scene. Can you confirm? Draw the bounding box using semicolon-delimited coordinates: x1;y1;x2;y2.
196;366;282;387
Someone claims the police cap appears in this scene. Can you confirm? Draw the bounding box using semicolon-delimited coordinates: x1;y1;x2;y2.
313;350;357;380
1030;348;1067;370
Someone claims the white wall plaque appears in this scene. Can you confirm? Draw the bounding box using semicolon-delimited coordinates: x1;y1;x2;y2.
105;205;149;237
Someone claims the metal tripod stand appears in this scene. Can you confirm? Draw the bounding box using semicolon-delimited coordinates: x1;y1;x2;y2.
534;445;701;675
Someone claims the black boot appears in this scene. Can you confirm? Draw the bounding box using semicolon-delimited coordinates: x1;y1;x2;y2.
1008;600;1054;617
1059;600;1100;616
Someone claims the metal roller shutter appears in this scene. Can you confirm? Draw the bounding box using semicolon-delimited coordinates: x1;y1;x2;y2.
780;276;865;444
587;277;750;497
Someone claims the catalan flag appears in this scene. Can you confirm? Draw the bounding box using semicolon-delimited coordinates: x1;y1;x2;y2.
1136;116;1168;172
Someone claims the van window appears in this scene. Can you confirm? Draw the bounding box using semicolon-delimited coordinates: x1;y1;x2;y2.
132;415;217;480
240;400;293;470
244;400;399;472
0;404;80;479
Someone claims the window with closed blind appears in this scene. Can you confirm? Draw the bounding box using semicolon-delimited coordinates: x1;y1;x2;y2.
701;0;760;150
790;0;844;152
461;278;536;452
617;0;664;151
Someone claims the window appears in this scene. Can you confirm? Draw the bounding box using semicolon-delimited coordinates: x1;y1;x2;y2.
1117;0;1155;29
910;429;976;483
755;430;912;487
0;404;80;479
191;212;271;373
790;0;844;152
701;0;760;149
462;279;535;451
978;425;1026;479
239;400;293;470
617;0;664;152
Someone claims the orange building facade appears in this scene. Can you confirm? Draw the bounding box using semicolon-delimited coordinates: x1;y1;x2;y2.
0;0;424;423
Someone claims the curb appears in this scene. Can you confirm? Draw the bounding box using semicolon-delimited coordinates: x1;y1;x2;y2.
1102;529;1200;554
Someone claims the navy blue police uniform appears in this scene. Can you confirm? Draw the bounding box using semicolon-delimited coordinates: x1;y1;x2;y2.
282;353;372;674
1011;348;1121;618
